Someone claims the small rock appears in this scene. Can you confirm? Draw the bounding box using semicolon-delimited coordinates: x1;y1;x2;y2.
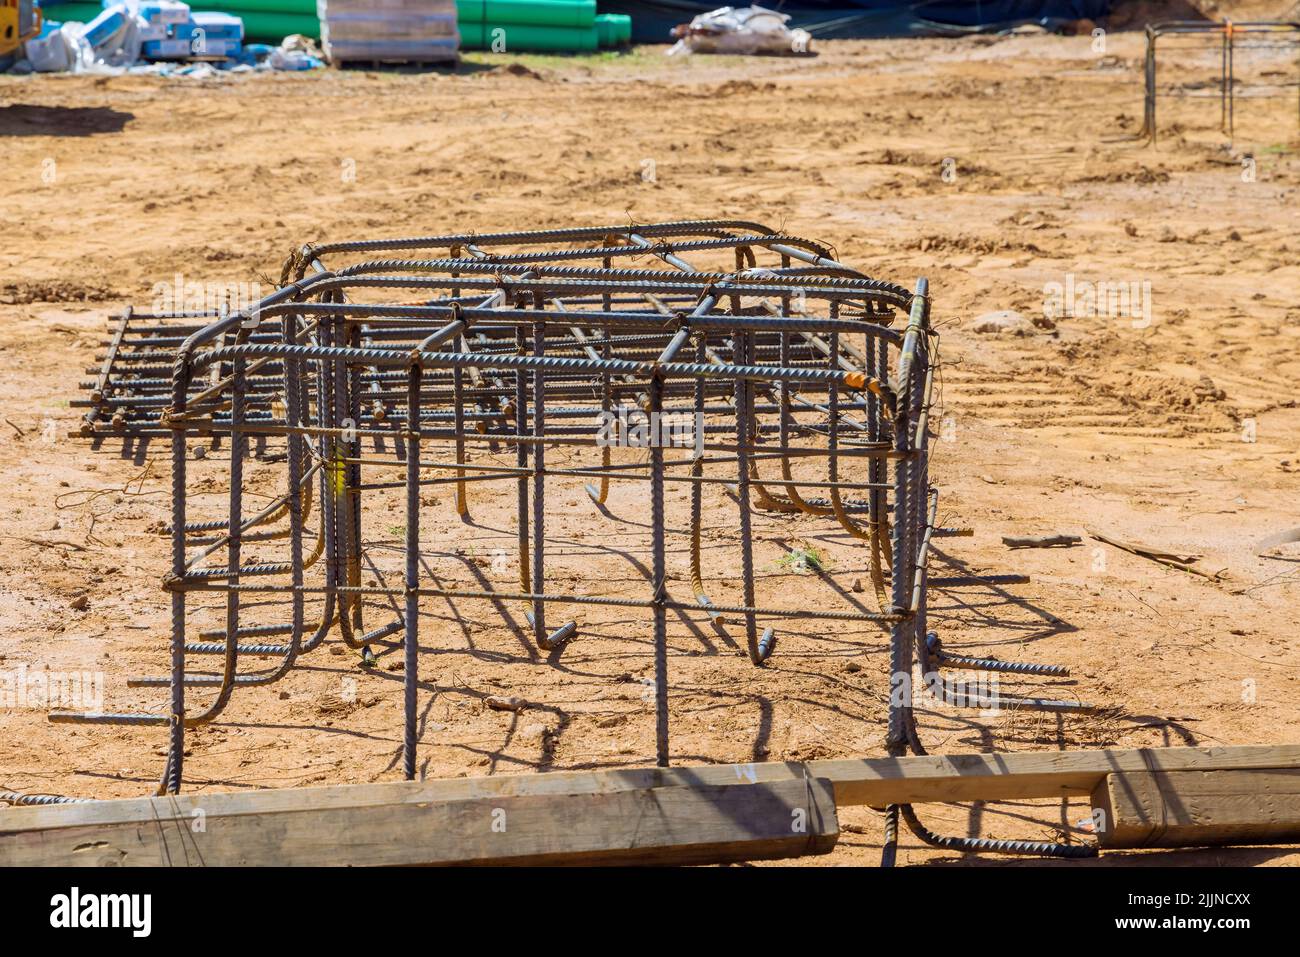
520;722;550;741
972;310;1033;336
486;694;526;712
69;594;89;611
193;446;207;460
851;578;865;593
843;660;863;673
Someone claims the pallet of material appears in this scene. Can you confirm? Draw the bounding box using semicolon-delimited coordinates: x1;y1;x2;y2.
318;0;459;64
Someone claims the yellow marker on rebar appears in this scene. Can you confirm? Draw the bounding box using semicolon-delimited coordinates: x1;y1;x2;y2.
329;446;346;498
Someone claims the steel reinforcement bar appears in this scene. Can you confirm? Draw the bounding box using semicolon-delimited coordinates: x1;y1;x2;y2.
57;221;1097;860
1142;19;1300;145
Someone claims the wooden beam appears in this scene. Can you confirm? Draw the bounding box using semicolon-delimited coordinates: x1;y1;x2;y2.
8;745;1299;829
0;778;838;867
1092;769;1300;849
805;745;1300;807
4;744;1299;865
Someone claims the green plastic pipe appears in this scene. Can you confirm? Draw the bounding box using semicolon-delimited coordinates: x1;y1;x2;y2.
37;3;104;24
218;9;318;41
196;0;317;12
456;0;594;29
41;3;630;50
459;21;597;52
594;13;629;46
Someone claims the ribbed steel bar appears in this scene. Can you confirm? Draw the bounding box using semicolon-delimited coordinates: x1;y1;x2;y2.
1143;19;1300;145
57;221;1103;861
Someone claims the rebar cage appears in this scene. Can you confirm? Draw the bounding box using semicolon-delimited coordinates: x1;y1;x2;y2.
1142;19;1300;145
61;220;1096;860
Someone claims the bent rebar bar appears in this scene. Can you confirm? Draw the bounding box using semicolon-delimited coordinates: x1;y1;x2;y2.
60;220;1096;860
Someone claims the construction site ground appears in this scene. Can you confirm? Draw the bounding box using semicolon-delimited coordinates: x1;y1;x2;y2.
1;25;1298;865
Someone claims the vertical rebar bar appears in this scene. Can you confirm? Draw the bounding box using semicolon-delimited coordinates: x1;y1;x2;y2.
733;330;760;664
1228;21;1236;139
515;325;529;596
283;315;305;662
649;371;669;766
531;317;547;649
220;354;246;716
403;363;421;780
163;353;189;794
453;333;468;519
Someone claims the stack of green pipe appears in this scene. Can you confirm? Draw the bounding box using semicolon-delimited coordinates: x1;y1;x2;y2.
38;0;318;42
595;13;630;46
455;0;629;52
40;0;630;50
35;2;111;26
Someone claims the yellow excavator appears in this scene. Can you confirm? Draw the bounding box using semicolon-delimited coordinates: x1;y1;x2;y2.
1;0;42;60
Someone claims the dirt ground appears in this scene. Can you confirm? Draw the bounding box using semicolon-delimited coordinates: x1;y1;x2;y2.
1;15;1298;866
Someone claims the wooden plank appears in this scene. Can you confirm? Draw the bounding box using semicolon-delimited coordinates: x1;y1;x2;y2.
6;745;1300;841
0;779;837;867
814;744;1300;806
1092;769;1300;849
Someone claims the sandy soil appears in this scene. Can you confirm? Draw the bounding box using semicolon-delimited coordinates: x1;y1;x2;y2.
1;21;1298;865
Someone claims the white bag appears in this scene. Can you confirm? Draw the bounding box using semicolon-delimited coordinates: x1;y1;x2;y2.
25;30;75;72
668;6;811;56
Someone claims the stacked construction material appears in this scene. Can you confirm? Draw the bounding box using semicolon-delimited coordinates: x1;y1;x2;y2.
136;0;190;60
178;0;317;41
41;0;631;48
39;0;319;42
135;5;245;59
318;0;457;63
177;10;243;56
456;0;629;52
77;2;146;62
